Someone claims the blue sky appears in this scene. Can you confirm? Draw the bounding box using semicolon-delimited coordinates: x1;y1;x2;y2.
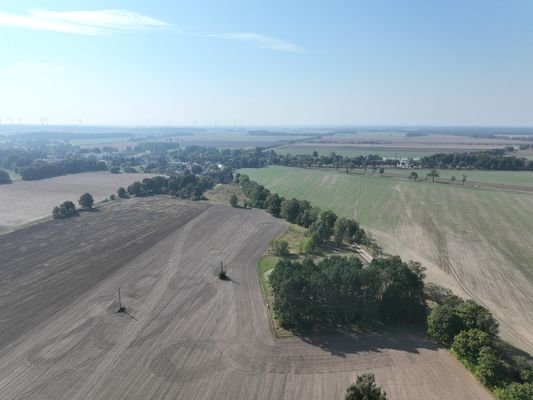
0;0;532;126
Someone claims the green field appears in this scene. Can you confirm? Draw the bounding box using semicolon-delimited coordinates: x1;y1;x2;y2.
388;168;533;187
239;166;533;353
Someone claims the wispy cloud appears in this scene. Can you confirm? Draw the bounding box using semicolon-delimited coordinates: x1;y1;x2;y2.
0;9;169;35
209;32;304;53
0;9;303;53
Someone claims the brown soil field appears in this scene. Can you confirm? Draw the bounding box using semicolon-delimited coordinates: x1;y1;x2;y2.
0;172;157;233
0;197;492;399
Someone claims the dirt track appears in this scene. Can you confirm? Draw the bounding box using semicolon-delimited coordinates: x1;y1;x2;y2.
0;198;492;399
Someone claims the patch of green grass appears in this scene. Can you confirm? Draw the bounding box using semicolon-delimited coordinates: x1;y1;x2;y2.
390;168;533;187
257;255;278;299
205;183;247;205
278;224;307;255
257;255;294;338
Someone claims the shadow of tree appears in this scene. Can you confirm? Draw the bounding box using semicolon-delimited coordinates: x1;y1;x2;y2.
295;325;439;358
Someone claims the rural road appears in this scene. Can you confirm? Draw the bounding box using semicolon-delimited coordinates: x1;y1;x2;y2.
0;198;492;399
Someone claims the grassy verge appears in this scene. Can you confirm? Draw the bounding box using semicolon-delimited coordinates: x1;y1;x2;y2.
257;223;309;338
205;182;247;205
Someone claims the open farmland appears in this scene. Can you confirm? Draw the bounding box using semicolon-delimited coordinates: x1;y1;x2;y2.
388;168;533;188
241;166;533;355
332;167;533;189
0;197;491;400
276;130;532;158
0;172;156;233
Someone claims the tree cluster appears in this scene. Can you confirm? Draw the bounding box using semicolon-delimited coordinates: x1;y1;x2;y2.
427;294;533;391
0;148;45;170
124;172;215;200
20;158;107;180
495;382;533;400
52;201;77;219
51;192;95;218
269;255;426;330
134;142;181;153
420;151;533;170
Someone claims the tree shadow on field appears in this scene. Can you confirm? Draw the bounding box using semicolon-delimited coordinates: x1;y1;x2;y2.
296;325;439;358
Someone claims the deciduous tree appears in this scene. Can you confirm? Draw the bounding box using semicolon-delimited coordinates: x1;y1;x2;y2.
78;193;94;210
345;373;387;400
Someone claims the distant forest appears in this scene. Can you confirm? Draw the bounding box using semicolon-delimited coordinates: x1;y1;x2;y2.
419;151;533;170
20;159;107;180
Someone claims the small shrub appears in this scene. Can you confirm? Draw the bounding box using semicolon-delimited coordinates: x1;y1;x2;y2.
271;239;289;257
117;187;128;198
52;201;77;219
218;270;228;280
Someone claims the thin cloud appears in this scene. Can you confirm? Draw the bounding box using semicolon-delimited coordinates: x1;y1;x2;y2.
0;9;303;53
0;9;169;35
209;32;304;53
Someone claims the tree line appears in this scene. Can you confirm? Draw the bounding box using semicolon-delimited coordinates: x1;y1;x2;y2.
426;290;533;398
118;171;220;200
270;255;426;330
237;173;368;250
164;145;533;173
0;148;46;170
420;150;533;170
20;158;107;180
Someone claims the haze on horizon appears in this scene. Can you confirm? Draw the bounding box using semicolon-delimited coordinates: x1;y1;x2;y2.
1;0;532;127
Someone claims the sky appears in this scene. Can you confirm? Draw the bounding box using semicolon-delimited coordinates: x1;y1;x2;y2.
0;0;532;127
